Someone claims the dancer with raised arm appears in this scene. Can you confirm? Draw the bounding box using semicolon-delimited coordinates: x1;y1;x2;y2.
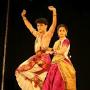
15;6;57;90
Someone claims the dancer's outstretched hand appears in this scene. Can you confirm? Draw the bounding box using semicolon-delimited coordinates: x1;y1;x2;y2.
48;6;56;12
21;9;26;17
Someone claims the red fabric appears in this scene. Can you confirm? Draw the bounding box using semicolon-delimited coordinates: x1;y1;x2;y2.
62;38;70;47
16;53;51;72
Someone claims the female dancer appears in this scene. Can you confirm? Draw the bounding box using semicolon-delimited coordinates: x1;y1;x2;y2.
52;24;76;90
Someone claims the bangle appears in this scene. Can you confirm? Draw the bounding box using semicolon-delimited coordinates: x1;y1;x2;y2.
53;15;57;16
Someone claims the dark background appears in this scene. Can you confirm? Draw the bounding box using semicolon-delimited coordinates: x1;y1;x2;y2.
0;0;90;90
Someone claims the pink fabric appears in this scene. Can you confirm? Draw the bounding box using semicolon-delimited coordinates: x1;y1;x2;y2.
42;64;65;90
15;53;65;90
62;38;70;47
15;53;52;88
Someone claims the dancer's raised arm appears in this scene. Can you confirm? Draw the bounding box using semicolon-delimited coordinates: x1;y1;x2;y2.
47;6;57;37
21;9;38;37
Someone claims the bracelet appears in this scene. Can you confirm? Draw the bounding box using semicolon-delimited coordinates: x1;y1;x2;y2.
53;15;57;16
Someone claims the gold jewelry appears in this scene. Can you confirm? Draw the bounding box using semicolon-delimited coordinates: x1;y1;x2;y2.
53;15;57;16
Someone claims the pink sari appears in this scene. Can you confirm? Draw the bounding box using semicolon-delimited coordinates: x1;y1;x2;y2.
52;38;76;90
42;64;65;90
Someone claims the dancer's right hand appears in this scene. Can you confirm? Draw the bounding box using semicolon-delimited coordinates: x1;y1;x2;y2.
21;9;26;17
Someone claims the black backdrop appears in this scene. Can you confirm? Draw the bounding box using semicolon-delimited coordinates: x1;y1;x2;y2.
0;0;90;90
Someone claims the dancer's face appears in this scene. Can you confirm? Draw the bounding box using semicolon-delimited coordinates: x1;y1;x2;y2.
58;27;67;38
37;23;47;33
